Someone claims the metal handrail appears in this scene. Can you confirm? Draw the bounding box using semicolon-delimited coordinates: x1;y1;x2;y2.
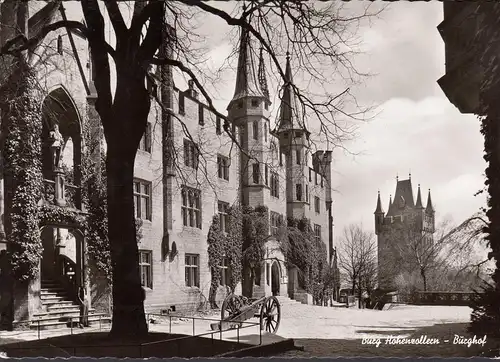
2;312;264;358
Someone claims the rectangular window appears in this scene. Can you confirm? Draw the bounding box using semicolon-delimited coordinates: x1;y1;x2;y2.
265;165;268;186
270;211;281;236
183;139;199;169
321;175;324;188
134;180;152;220
198;104;204;125
296;149;301;165
296;184;302;201
218;201;230;233
139;122;152;153
253;121;258;140
309;169;312;182
266;263;270;286
185;254;200;287
217;155;230;181
179;93;185;114
181;186;202;228
270;172;279;198
216;116;221;135
220;257;231;286
315;196;320;214
252;163;260;184
314;224;321;243
306;185;309;203
139;250;152;289
264;122;267;142
315;173;318;185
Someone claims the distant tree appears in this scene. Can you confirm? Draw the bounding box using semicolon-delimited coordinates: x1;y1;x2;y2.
338;224;377;307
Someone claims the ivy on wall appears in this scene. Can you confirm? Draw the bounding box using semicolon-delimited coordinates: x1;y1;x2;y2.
207;205;332;305
242;205;269;278
2;67;44;282
207;205;243;308
281;217;328;301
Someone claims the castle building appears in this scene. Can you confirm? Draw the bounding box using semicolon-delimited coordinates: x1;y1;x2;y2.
374;176;435;290
0;3;335;327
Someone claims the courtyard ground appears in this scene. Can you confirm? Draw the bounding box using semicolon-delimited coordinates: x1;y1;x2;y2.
1;303;498;357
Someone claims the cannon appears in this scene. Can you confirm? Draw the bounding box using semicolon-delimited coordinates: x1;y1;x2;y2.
210;293;281;334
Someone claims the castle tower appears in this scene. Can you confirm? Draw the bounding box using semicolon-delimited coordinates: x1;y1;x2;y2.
227;22;271;208
273;53;311;219
375;176;436;291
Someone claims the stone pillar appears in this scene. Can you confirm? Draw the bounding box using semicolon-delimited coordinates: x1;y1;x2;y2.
54;170;66;206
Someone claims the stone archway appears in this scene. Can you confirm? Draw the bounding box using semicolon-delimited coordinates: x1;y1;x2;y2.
271;261;280;296
39;225;86;300
41;86;83;209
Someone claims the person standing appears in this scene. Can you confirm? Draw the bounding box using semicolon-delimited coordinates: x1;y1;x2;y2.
77;286;89;328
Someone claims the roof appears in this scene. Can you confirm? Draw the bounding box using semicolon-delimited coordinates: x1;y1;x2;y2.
228;26;264;108
386;178;415;217
274;53;309;134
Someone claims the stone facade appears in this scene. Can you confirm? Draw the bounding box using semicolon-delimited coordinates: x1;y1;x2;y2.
0;3;335;321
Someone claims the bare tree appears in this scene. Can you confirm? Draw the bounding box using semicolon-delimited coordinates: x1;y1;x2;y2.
386;213;490;294
338;223;377;307
0;1;380;337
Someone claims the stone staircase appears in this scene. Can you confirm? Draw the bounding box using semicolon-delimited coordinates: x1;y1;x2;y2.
30;279;111;331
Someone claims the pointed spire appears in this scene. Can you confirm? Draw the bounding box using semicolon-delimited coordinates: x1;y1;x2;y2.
258;47;270;101
374;191;384;214
229;16;264;108
426;189;435;213
275;52;308;134
415;184;424;209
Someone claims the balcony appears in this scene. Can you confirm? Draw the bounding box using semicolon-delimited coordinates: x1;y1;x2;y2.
42;175;82;210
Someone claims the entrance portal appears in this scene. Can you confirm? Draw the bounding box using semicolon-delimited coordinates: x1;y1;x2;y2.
271;262;280;296
40;226;84;296
41;227;56;280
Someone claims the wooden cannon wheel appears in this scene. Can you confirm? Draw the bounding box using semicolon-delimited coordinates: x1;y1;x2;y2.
221;293;243;321
260;296;281;334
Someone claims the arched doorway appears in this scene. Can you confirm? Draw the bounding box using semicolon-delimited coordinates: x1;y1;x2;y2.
40;225;85;297
41;86;82;209
271;262;280;296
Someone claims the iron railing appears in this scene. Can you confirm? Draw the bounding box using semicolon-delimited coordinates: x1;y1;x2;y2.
2;312;262;358
10;312;111;340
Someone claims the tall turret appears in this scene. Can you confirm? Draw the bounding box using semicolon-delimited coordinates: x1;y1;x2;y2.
374;191;385;235
425;189;436;232
227;17;271;208
274;53;310;219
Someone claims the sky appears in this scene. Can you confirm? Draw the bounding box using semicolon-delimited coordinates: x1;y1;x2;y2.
62;2;487;237
180;2;487;236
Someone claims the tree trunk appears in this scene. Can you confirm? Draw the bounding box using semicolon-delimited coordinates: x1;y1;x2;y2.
421;270;427;292
106;143;147;337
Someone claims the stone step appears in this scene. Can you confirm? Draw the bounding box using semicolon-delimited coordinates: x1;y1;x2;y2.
40;289;68;296
40;295;68;303
29;316;111;331
42;299;76;307
33;308;96;320
40;282;60;288
47;305;80;314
